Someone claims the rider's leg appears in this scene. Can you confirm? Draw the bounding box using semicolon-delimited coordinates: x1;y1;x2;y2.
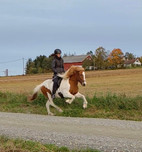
52;77;59;99
52;76;63;99
57;77;64;98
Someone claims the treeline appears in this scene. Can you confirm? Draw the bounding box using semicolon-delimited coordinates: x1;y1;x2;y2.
25;47;142;74
83;47;142;70
26;55;53;74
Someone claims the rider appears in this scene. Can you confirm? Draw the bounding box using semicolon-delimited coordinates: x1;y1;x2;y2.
51;49;65;99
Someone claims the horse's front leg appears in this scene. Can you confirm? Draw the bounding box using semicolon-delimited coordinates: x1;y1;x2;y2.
63;92;75;104
75;92;88;109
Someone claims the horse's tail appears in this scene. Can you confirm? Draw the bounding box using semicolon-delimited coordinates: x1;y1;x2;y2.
30;83;43;101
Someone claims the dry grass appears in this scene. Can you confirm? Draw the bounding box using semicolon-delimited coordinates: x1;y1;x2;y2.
81;68;142;97
0;68;142;97
0;69;142;121
0;73;52;94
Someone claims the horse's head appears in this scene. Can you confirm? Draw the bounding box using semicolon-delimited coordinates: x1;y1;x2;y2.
76;70;86;86
70;66;86;86
59;66;87;86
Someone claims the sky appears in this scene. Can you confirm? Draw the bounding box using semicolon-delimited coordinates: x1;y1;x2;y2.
0;0;142;76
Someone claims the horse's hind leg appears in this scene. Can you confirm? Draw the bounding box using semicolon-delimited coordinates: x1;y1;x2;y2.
41;87;54;115
48;93;63;113
46;100;54;116
50;100;63;113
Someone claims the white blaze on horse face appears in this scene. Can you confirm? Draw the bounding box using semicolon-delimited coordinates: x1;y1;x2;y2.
82;72;86;85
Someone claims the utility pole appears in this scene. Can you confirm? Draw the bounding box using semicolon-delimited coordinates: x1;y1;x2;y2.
3;69;8;76
6;69;8;76
22;58;25;75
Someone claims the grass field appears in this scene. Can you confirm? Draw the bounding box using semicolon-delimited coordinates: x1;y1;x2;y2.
0;68;142;121
0;136;99;152
0;91;142;121
0;68;142;97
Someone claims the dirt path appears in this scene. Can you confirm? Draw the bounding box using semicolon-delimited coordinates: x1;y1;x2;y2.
0;112;142;151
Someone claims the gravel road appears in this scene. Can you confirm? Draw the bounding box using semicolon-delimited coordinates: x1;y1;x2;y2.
0;112;142;152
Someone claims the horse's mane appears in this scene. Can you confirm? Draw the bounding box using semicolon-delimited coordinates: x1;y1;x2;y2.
58;66;84;79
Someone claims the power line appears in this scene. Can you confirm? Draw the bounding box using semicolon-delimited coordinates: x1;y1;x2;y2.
0;58;27;76
0;59;22;64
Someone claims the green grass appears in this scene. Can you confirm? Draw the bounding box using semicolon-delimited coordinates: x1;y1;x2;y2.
0;136;100;152
0;91;142;121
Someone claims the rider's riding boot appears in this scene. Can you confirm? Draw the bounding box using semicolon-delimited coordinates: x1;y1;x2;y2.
51;81;58;99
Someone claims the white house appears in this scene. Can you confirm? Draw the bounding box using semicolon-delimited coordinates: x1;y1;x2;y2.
124;59;141;67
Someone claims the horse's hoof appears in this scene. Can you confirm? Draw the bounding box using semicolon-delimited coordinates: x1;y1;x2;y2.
58;109;63;113
66;99;71;104
48;112;54;116
83;103;87;109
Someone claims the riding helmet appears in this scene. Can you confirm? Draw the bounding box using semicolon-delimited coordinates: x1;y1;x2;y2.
54;49;62;54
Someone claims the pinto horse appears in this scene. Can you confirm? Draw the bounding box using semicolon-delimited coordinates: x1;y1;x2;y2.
30;66;88;115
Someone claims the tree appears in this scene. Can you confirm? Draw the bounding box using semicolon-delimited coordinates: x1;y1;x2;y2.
25;58;35;74
108;48;124;69
25;55;53;74
46;56;53;72
94;47;108;69
86;51;93;56
63;53;68;57
139;57;142;64
82;58;94;70
125;52;135;60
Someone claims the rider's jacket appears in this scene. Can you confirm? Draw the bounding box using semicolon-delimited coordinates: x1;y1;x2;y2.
52;56;65;75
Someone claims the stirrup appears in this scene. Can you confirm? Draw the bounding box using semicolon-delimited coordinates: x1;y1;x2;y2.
51;94;55;99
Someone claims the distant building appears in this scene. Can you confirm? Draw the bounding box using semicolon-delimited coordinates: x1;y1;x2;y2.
63;55;93;70
124;59;141;67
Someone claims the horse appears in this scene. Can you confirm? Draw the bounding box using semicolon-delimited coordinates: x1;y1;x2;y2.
30;66;88;115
